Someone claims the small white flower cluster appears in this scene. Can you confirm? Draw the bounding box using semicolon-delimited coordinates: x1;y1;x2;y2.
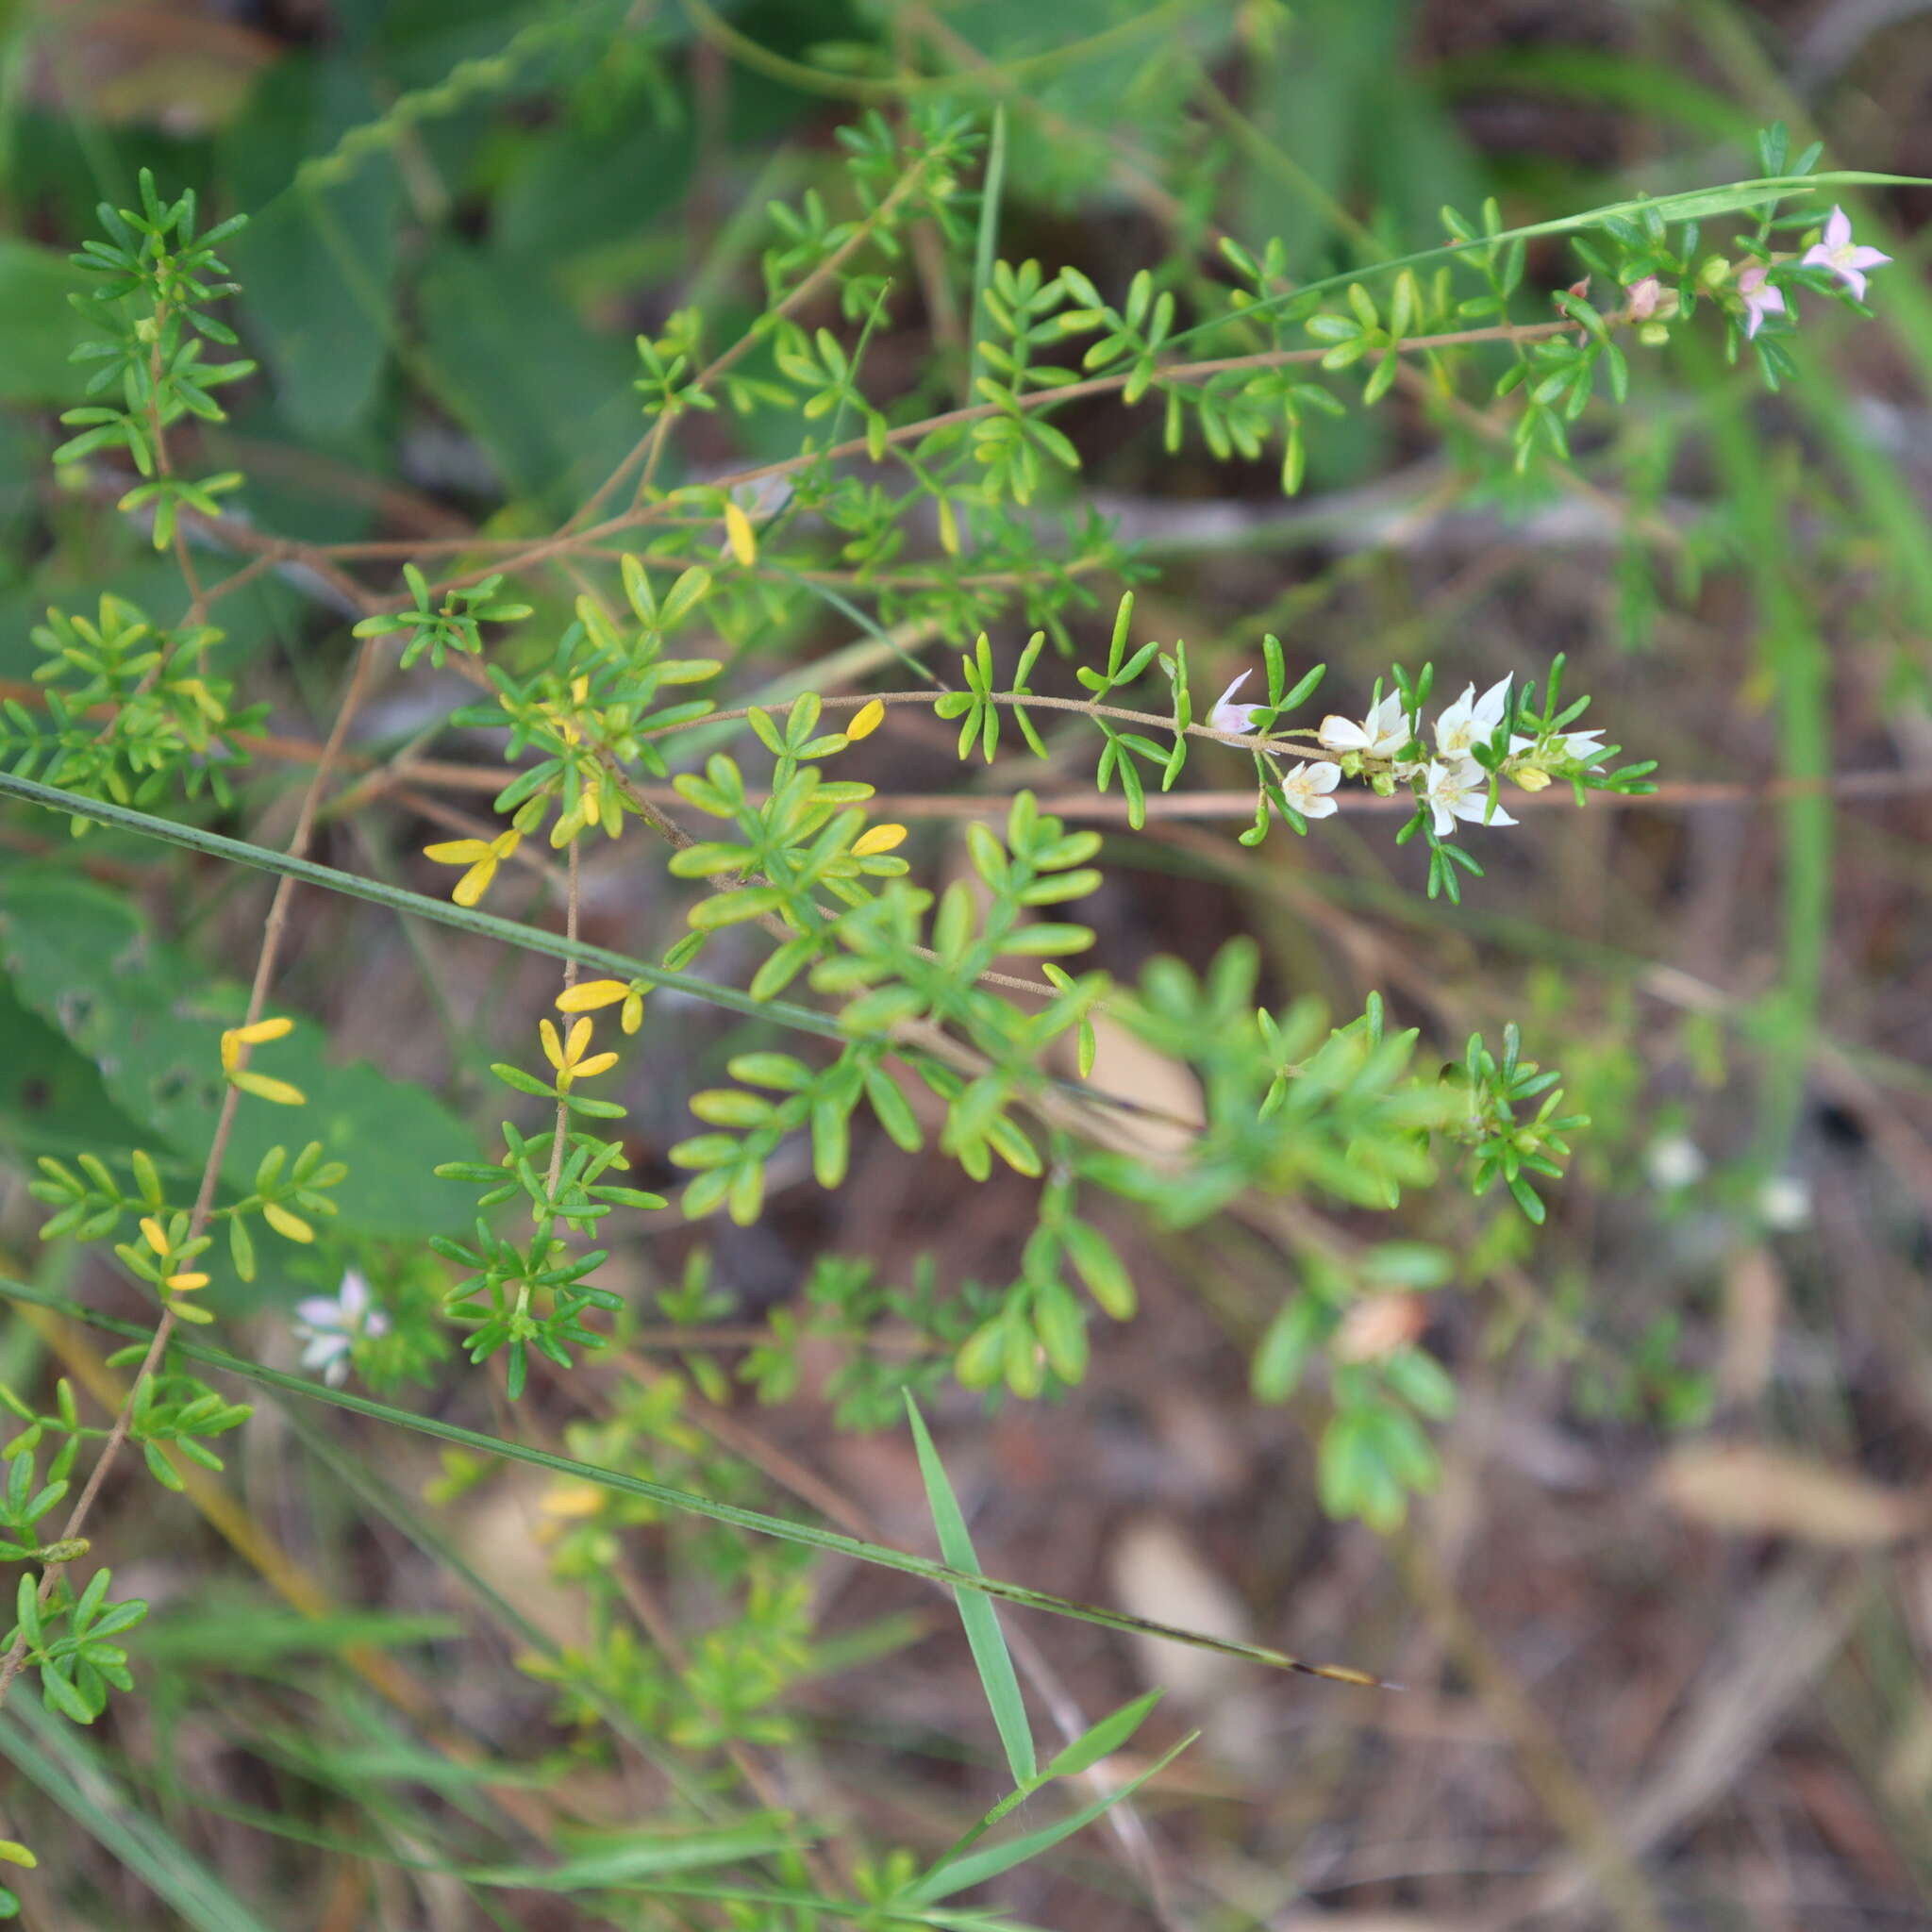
1209;670;1606;840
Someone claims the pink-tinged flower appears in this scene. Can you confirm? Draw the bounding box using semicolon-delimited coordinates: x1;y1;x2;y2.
1423;758;1517;840
1319;691;1410;760
1279;760;1342;820
1208;671;1266;736
1624;275;1665;319
1736;264;1786;340
1801;205;1892;303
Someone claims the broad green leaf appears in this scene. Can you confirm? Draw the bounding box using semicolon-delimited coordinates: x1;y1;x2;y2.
0;242;92;403
0;872;475;1241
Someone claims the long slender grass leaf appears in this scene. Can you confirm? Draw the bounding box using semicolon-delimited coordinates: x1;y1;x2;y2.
905;1393;1035;1785
0;1274;1387;1686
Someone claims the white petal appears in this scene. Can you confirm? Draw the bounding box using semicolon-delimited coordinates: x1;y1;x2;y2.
1823;205;1851;252
1473;674;1512;727
338;1269;372;1317
1454;791;1517;828
1298;794;1340;820
1319;715;1369;751
1303;760;1341;794
294;1298;344;1329
299;1332;350;1370
1848;245;1891;272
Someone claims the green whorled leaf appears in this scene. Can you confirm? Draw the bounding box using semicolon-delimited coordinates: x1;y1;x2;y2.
0;872;475;1241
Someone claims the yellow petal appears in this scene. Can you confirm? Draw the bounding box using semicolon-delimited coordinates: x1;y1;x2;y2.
852;823;907;857
219;1029;242;1073
622;991;644;1034
261;1202;313;1243
425;839;491;864
724;499;757;566
231;1070;308;1107
164;1272;209;1291
847;698;886;741
231;1016;294;1045
451;858;497;908
574;1050;619;1080
490;828;524;859
557;978;631;1012
141;1216;169;1257
541;1481;606;1518
563;1016;593;1066
539;1017;565;1071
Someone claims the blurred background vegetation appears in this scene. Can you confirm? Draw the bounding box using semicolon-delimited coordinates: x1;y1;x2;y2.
1;0;1931;1925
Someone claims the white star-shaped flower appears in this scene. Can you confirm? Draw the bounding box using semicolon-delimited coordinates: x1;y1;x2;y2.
1423;758;1517;839
293;1270;390;1388
1280;759;1342;820
1432;675;1511;761
1319;691;1410;760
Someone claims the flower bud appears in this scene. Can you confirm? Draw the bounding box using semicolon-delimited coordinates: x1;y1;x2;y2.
1699;255;1733;289
1513;765;1553;792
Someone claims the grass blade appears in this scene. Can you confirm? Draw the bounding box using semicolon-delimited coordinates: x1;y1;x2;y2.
0;1274;1389;1686
0;1693;277;1932
0;769;846;1043
907;1729;1197;1906
905;1393;1035;1785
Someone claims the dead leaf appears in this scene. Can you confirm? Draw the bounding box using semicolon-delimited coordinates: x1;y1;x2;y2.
1657;1442;1926;1545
